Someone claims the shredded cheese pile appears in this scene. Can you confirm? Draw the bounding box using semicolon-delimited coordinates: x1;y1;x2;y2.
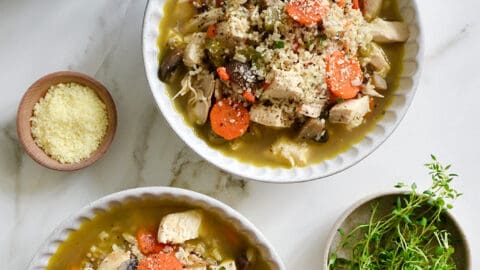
31;83;108;164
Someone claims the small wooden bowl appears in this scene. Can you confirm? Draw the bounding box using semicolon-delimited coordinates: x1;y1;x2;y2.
17;71;117;171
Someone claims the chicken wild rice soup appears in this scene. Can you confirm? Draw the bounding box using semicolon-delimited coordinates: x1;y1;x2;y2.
158;0;408;167
46;200;272;270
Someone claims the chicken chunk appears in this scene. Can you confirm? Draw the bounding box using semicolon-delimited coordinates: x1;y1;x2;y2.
158;210;202;244
98;251;130;270
188;71;215;125
368;18;409;43
249;104;293;128
297;101;326;118
183;33;206;67
210;260;237;270
270;137;309;166
361;80;384;98
181;8;224;34
216;7;250;41
363;0;383;21
262;69;303;100
329;96;371;129
360;42;391;77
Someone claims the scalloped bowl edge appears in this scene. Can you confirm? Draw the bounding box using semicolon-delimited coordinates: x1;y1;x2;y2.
27;187;286;270
142;0;424;182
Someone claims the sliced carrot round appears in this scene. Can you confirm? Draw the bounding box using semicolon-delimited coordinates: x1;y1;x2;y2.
137;253;182;270
286;0;329;25
352;0;361;9
137;228;166;255
326;50;363;99
210;99;249;140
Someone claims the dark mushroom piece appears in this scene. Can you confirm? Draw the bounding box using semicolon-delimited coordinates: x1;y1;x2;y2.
298;118;328;143
225;61;258;90
158;48;184;82
119;258;138;270
236;249;255;270
237;254;250;270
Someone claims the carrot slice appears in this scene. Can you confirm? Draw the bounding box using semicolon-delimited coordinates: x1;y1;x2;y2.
352;0;360;9
369;97;375;109
336;0;346;8
242;91;255;103
216;67;230;81
207;24;216;38
326;50;363;99
286;0;329;25
210;99;249;140
137;229;166;255
137;253;182;270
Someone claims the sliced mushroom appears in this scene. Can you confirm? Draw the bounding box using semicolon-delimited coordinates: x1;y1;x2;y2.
118;258;138;270
159;48;184;82
225;61;258;90
187;71;215;125
298;118;327;142
368;18;409;43
98;251;131;270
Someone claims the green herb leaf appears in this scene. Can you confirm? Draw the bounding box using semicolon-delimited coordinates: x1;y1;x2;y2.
274;40;285;48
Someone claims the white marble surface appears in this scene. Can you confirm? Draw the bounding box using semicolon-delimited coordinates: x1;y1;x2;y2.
0;0;479;268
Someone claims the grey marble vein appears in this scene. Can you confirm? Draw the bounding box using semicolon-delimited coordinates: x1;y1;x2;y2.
427;24;472;61
169;146;248;206
133;104;158;186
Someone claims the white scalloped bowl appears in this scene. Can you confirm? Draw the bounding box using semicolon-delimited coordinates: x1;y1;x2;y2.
142;0;423;182
27;187;285;270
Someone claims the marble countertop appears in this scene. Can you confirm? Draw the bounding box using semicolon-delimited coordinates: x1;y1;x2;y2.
1;0;479;268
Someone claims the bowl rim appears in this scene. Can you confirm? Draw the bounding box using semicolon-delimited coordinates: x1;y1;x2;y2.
27;186;286;270
16;70;117;171
142;0;425;183
321;190;471;270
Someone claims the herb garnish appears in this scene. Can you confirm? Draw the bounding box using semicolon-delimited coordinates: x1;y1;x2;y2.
328;155;461;270
274;40;285;49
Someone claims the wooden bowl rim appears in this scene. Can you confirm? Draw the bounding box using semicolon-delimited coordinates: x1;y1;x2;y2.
16;71;117;171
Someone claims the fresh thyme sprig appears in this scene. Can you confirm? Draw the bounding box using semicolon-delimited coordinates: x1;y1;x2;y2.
328;155;461;270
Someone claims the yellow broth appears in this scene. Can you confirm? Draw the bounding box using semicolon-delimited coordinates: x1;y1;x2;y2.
158;0;405;168
46;200;271;270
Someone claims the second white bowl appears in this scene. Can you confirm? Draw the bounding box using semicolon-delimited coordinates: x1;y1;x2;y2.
27;187;285;270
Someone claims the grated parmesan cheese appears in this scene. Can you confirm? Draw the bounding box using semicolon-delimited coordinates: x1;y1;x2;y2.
30;82;108;164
